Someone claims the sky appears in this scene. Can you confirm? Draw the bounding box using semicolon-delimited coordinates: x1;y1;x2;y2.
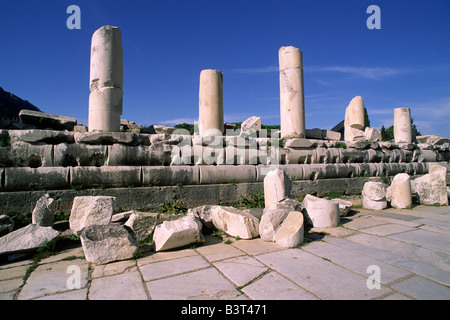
1;0;449;137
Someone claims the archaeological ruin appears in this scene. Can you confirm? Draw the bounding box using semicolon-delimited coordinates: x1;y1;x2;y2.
0;25;449;265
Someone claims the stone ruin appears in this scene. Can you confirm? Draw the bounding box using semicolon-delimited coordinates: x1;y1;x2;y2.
0;25;449;264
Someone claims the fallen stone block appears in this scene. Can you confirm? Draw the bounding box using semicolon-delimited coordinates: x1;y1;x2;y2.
284;138;314;148
414;171;448;206
111;211;134;223
153;125;176;135
8;129;75;144
187;205;220;230
153;215;204;252
211;206;260;239
124;212;159;242
329;198;353;217
362;181;388;210
259;208;290;242
263;169;292;208
364;127;382;142
69;196;115;236
274;211;304;248
19;109;77;131
80;224;138;265
266;198;301;212
32;194;55;227
389;173;412;209
0;224;59;255
241;116;261;132
301;194;340;228
417;135;450;145
74;131;136;145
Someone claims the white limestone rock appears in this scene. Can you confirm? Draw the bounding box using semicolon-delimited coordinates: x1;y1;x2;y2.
153;215;204;252
124;212;159;242
389;173;412;209
187;205;220;230
362;181;388;210
394;108;412;144
263;169;292;208
32;194;55;227
415;172;448;206
259;208;290;242
241;116;261;132
0;224;59;255
80;224;138;265
69;196;115;236
211;206;259;239
274;211;304;248
330;198;353;217
364;127;382;142
301;194;340;228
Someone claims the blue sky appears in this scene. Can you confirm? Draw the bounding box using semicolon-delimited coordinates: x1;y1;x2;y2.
1;0;449;137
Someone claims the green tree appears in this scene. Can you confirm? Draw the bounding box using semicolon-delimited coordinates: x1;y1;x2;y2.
174;123;195;135
364;107;370;130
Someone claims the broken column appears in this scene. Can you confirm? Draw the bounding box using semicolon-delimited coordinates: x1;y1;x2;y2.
344;96;365;141
394;108;412;144
389;173;412;209
88;25;123;132
279;46;305;139
198;69;224;136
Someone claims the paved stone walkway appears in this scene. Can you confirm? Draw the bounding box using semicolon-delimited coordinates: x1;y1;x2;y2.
1;205;449;300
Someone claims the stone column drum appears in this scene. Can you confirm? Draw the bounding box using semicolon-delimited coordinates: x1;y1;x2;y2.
279;46;305;139
344;96;365;141
88;25;123;132
394;107;412;144
198;69;224;136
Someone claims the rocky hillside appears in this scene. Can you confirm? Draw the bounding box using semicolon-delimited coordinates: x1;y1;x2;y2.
0;86;42;121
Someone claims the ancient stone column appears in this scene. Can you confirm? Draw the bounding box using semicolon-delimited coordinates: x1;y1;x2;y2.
198;69;224;136
279;46;305;139
88;25;123;132
344;96;365;141
394;107;412;144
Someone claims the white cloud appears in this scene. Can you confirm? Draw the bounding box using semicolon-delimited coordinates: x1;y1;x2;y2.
305;66;406;80
159;117;198;125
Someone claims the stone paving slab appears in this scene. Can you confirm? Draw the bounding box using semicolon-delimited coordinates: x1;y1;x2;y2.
357;223;416;236
1;205;449;301
391;275;450;300
256;248;392;299
388;229;450;255
17;259;89;300
146;267;241;300
140;255;210;281
242;271;318;300
301;241;411;285
212;256;268;287
89;271;148;300
325;236;450;286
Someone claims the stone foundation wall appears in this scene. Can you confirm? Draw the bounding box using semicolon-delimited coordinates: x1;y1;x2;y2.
0;129;448;192
0;177;382;216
